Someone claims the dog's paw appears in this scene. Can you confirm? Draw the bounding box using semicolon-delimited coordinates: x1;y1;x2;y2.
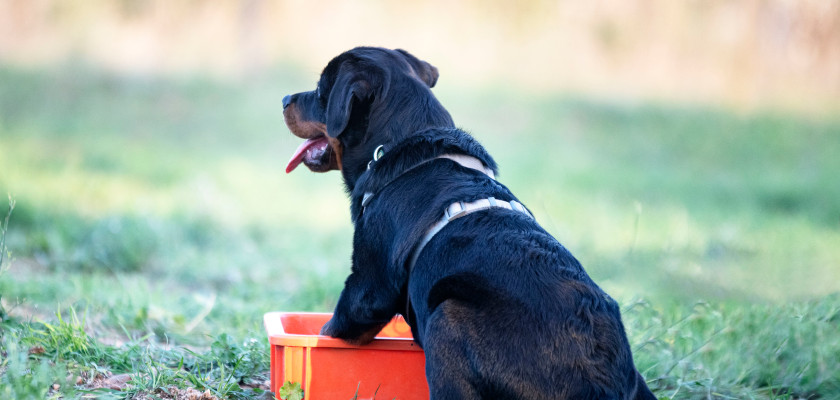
319;318;382;346
348;326;381;346
319;319;337;336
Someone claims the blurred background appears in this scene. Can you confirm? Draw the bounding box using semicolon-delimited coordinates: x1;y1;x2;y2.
1;0;839;345
2;0;839;111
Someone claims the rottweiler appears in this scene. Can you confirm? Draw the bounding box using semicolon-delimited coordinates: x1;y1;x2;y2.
283;47;656;400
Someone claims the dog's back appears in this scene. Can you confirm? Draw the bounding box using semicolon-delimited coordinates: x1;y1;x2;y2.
403;177;654;399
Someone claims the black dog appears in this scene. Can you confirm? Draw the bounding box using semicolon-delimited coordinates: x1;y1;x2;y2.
283;47;655;400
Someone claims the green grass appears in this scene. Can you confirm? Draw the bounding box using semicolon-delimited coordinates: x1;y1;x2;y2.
1;62;839;399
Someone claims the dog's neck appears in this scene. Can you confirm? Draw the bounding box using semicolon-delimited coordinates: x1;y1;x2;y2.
348;128;498;221
360;152;494;212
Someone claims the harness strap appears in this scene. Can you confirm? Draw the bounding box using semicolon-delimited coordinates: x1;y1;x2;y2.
437;154;495;180
407;197;532;275
404;197;533;324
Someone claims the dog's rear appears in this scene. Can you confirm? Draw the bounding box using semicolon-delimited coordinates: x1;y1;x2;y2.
412;196;655;400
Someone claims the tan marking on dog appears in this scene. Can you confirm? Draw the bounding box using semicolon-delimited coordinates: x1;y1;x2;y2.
328;136;344;170
283;104;327;139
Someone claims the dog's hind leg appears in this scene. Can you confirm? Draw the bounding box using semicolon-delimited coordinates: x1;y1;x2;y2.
422;302;483;400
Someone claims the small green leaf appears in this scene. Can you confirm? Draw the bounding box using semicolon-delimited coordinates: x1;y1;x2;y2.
279;381;304;400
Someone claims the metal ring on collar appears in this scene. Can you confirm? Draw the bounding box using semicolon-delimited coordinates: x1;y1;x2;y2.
373;145;385;161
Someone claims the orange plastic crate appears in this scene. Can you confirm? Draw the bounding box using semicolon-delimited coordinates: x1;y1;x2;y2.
264;312;428;400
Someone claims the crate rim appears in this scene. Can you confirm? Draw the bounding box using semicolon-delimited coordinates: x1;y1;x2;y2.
264;311;423;351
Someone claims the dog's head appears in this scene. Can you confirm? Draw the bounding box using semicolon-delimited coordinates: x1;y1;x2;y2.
283;47;453;190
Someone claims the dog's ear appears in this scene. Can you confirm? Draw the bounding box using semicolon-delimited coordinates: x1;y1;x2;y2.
396;49;439;88
325;68;377;138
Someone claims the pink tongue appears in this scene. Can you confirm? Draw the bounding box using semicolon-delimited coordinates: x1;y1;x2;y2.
286;137;330;173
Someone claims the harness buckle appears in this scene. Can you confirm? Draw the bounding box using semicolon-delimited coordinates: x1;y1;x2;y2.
445;201;467;220
509;200;531;217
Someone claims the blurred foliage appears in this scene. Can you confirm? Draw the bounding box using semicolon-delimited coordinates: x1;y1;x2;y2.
1;0;838;112
625;294;840;398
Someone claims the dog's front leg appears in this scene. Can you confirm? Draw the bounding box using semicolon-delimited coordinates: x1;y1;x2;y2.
320;263;402;345
320;200;405;345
